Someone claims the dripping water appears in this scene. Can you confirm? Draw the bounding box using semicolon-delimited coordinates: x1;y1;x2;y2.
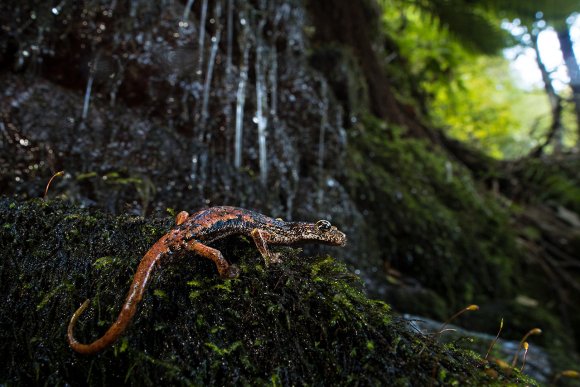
182;0;195;22
223;0;234;163
225;0;234;79
200;2;222;129
269;46;278;122
234;17;250;169
317;81;329;207
255;17;268;185
197;0;208;77
255;63;268;184
81;57;99;121
129;0;137;18
109;55;123;107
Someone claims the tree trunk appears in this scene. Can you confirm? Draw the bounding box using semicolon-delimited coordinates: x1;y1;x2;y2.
306;0;440;143
557;25;580;148
531;29;564;156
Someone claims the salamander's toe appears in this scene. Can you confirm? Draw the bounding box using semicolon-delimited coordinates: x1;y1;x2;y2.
222;264;240;279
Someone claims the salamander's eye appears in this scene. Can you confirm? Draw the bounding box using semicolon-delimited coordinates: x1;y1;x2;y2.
316;220;332;231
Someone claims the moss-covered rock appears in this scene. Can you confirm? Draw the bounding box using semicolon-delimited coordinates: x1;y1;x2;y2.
344;116;580;380
0;198;534;385
514;157;580;215
346;115;521;314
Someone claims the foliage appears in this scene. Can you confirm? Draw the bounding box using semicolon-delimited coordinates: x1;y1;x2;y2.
381;1;466;86
380;0;579;53
429;56;552;158
379;0;507;55
380;1;557;159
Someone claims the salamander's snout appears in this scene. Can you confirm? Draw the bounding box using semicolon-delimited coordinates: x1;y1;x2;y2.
336;230;347;246
332;228;347;247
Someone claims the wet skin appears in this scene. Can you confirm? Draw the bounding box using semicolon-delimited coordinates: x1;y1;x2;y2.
67;206;347;355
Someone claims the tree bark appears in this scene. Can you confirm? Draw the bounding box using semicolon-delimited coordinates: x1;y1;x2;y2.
531;29;564;156
557;25;580;148
306;0;440;143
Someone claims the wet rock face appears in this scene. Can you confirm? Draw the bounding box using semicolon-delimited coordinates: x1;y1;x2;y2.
1;1;340;209
0;1;376;279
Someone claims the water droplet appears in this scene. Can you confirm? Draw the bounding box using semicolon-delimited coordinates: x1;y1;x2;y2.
252;116;259;124
51;7;59;15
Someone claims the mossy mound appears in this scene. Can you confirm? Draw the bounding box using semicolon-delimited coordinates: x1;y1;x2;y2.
0;198;534;385
515;156;580;214
346;115;520;312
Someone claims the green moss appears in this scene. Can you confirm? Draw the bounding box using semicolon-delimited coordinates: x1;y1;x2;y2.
76;171;98;180
92;256;118;269
0;198;534;385
36;282;74;311
514;157;580;214
153;289;167;299
346;114;520;312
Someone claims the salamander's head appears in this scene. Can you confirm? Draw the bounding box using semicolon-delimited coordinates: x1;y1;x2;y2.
297;219;347;246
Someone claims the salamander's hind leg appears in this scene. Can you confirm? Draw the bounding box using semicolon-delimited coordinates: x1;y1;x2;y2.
251;229;282;266
185;240;240;279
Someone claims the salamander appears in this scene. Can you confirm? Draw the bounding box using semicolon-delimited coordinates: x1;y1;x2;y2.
67;206;347;355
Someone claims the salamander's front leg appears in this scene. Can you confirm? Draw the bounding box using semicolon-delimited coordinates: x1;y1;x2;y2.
185;240;240;279
251;229;282;266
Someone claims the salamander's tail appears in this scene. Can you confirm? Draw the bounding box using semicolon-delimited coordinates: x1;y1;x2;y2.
67;299;92;352
68;298;128;355
67;296;139;355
